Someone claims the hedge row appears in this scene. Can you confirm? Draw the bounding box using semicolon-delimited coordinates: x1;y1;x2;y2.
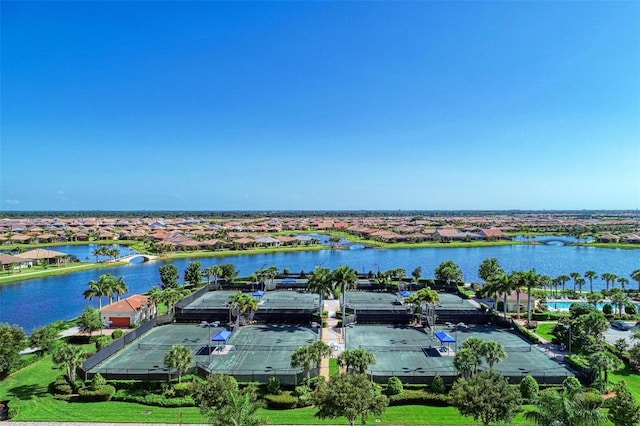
388;390;450;406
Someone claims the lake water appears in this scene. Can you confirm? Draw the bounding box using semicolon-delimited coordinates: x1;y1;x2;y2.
0;243;638;332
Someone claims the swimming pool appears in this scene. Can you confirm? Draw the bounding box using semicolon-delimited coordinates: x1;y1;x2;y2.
547;300;639;311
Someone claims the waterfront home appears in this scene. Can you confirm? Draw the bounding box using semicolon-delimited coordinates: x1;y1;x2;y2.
100;294;155;328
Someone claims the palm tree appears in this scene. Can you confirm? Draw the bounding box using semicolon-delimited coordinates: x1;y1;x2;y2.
585;270;598;294
575;277;586;295
411;266;422;288
588;351;623;393
610;288;628;317
307;267;333;299
631;269;640;292
338;348;376;374
520;269;541;324
52;343;85;384
570;272;581;292
618;277;630;293
112;276;128;302
601;272;613;291
309;341;331;372
478;258;504;283
395;268;407;290
83;274;113;310
291;345;314;380
486;272;514;318
331;265;358;334
164;344;194;383
557;275;570;296
148;286;164;314
203;266;214;286
453;347;480;378
525;388;606;426
479;340;507;369
511;271;525;319
206;387;264;426
610;273;619;290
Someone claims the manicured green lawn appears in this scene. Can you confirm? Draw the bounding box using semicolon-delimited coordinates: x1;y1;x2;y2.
535;322;556;342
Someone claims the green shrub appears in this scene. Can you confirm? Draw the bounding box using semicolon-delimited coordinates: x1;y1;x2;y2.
431;375;445;394
322;310;329;318
112;389;195;407
520;375;539;401
90;373;107;390
51;375;74;395
293;385;313;407
625;303;637;316
78;384;116;402
266;376;281;394
563;376;583;395
388;389;450;406
95;335;111;351
7;401;20;420
602;304;614;316
111;328;124;339
386;377;403;396
263;391;298;409
173;382;192;397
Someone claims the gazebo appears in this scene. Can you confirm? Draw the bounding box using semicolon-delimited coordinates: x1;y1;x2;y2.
212;330;232;351
434;331;456;354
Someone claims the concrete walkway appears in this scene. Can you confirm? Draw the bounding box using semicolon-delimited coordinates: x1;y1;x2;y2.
319;299;344;378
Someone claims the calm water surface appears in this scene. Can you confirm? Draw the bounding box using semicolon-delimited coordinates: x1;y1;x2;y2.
0;243;638;332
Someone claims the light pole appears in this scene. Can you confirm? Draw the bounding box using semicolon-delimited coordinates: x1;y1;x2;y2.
453;322;467;352
562;324;572;355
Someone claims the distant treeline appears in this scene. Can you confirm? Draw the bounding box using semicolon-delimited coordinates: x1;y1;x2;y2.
1;209;638;219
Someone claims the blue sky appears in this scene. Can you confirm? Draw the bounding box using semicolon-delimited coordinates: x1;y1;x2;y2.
1;1;638;211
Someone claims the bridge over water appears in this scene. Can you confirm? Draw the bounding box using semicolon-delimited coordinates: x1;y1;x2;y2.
114;254;158;263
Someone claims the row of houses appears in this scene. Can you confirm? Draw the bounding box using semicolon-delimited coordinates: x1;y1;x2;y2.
0;249;70;271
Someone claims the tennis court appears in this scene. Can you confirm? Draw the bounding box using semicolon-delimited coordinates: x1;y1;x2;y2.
206;324;320;385
346;324;573;384
342;291;413;324
257;290;320;310
88;323;226;380
183;290;238;309
343;291;405;309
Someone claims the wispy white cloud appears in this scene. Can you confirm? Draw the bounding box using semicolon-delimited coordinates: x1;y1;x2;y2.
5;199;21;205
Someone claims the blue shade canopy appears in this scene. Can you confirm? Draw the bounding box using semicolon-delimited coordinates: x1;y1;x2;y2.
399;291;411;297
212;330;232;342
252;290;265;297
434;331;455;343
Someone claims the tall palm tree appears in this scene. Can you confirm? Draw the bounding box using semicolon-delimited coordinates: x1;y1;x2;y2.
331;265;358;333
587;351;623;393
338;348;376;374
510;271;525;319
618;277;630;293
164;344;194;383
601;272;613;291
570;272;581;292
525;389;606;426
479;340;507;369
83;274;113;310
112;276;128;302
486;272;514;318
478;258;504;283
291;345;314;380
557;275;570;296
610;273;619;290
584;270;598;294
453;347;480;378
521;269;541;324
307;267;333;299
631;269;640;292
575;277;586;295
52;343;85;384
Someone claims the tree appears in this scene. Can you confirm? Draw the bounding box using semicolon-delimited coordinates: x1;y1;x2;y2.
203;266;215;286
29;324;59;354
479;340;507;369
338;348;376;374
52;342;85;384
0;323;27;377
328;235;341;249
309;340;331;372
585;270;598;294
478;258;504;283
520;269;541;323
587;351;623;392
205;387;265;426
291;345;314;380
411;266;422;286
83;274;113;310
608;381;640;426
435;260;463;287
164;344;194;383
618;277;630;292
184;261;203;287
228;291;258;324
192;373;239;414
525;388;606;426
307;267;333;299
314;373;388;426
332;265;358;334
450;369;522;426
485;272;514;318
159;264;180;289
520;375;539;402
453;347;480;378
219;263;239;283
78;306;103;337
631;269;640;292
570;272;582;292
111;276;128;302
610;288;628;317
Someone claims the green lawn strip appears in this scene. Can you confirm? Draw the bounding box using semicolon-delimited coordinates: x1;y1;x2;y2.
535;323;556;342
0;262;112;284
609;364;640;396
328;358;339;376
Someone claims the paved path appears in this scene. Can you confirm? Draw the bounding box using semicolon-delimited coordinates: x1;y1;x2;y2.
319;299;344;378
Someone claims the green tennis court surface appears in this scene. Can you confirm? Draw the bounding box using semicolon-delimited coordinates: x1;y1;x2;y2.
346;324;573;384
89;323;319;384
